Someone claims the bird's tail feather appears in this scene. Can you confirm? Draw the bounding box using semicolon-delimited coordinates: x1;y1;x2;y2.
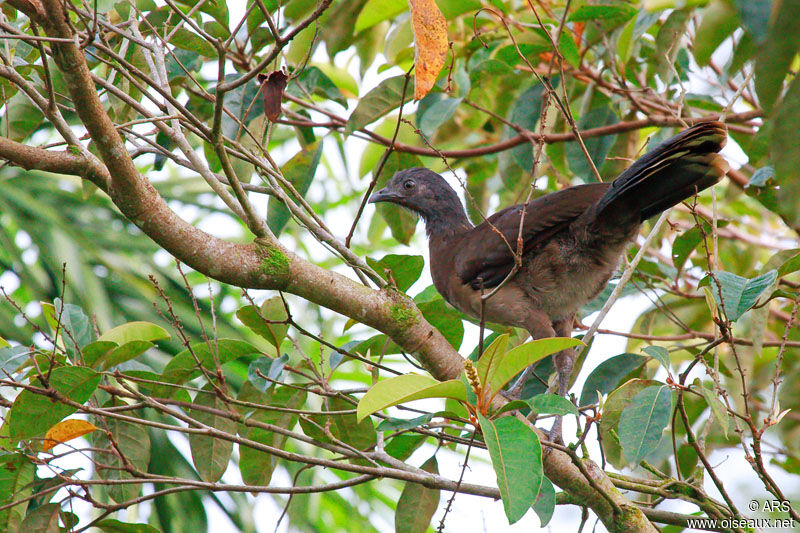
592;121;728;225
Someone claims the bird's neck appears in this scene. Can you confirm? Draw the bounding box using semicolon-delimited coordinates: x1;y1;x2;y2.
420;201;473;241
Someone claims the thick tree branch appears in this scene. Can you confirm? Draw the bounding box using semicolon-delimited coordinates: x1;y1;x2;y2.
0;137;109;188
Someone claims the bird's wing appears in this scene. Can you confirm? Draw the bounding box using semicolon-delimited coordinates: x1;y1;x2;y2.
454;183;609;289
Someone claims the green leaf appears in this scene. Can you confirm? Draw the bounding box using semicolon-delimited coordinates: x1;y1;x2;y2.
492;399;530;418
486;338;583;396
355;0;408;33
267;141;323;236
158;339;262;393
61;511;79;529
55;298;94;355
395;455;440;533
346;76;409;134
8;366;101;441
777;250;800;276
246;0;278;52
248;354;288;391
171;28;217;57
165;48;202;86
176;0;228;26
98;340;154;370
495;43;549;67
311;62;359;97
98;321;170;344
385;433;428;461
189;384;236;482
693;0;739;66
92;401;150;503
671;224;705;273
508;82;547;171
438;0;482;18
568;4;637;23
468;60;516;116
771;76;800;228
376;413;433;432
527;393;579;416
417;296;464;349
366;254;424;292
579;353;646;405
238;383;306;486
744;166;779;213
730;31;756;75
286;66;347;106
599;379;662;468
618;384;673;465
418;97;462;137
84;339;139;369
478;414;542;524
700;381;732;438
300;395;376;450
96;519;161;533
566;106;619;181
702;270;778;321
214;74;264;138
642;346;670;371
754;0;800;112
357;374;467;422
733;0;772;44
19;503;59;533
652;9;690;84
476;333;509;386
236;297;289;350
532;476;555;526
558;31;580;68
0;345;32;375
616;13;637;67
0;454;34;532
0;92;44;141
350;333;403;356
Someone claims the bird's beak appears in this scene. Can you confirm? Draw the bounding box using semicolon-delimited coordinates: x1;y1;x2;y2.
368;188;401;204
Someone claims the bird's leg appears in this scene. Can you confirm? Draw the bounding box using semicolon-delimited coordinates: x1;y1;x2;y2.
548;315;577;444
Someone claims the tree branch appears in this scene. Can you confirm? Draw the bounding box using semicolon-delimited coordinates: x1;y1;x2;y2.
0;137;109;189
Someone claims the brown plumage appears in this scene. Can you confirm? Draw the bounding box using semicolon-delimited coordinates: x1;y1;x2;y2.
369;121;728;436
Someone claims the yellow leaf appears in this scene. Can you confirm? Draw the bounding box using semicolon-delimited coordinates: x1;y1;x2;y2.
408;0;448;100
43;419;98;451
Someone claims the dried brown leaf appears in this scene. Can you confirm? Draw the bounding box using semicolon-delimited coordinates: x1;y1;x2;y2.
258;70;289;122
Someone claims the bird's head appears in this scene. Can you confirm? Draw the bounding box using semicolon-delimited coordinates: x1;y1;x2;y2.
368;167;464;224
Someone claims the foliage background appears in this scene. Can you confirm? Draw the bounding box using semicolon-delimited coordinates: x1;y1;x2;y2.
1;0;799;531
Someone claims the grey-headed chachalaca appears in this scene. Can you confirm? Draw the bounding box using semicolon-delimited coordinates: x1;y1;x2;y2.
369;121;728;434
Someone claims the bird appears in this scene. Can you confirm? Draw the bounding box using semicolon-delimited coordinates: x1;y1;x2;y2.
368;121;728;438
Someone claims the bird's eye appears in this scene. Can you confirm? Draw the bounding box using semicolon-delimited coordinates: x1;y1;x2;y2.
403;179;416;190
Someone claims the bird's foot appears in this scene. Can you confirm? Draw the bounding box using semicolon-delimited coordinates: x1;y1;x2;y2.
548;415;564;445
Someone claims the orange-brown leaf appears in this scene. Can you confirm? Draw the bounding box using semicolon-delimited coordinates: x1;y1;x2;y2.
408;0;448;100
43;419;98;451
573;22;585;51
